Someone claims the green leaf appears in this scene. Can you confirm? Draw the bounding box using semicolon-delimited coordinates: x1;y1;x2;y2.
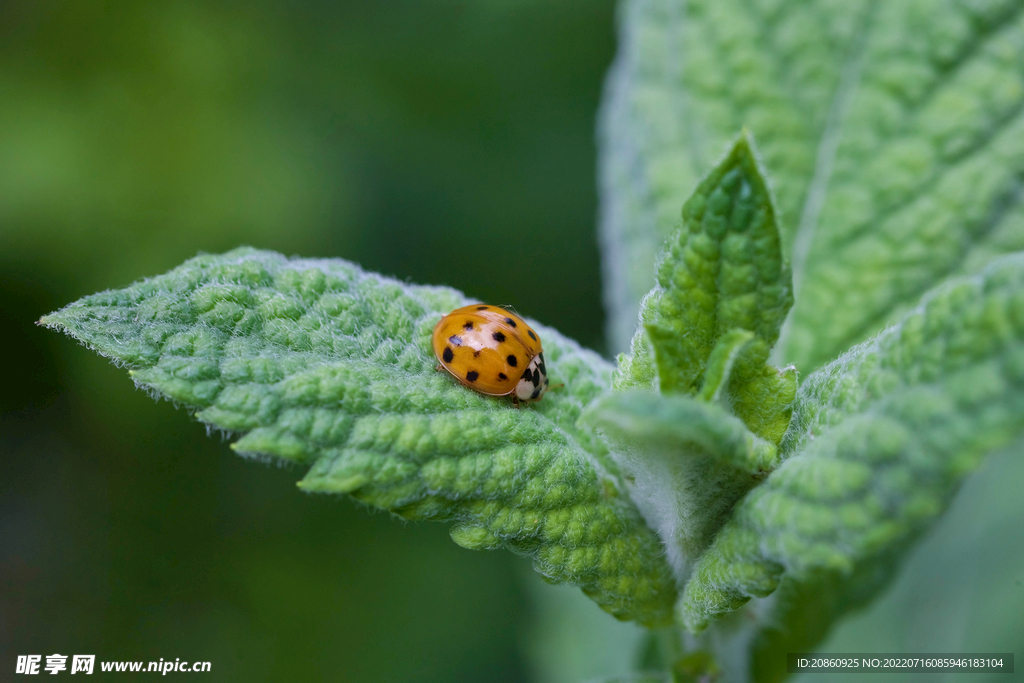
696;329;756;403
600;0;1024;372
678;254;1024;649
615;132;796;444
41;247;678;627
727;361;798;448
701;330;798;446
581;390;777;582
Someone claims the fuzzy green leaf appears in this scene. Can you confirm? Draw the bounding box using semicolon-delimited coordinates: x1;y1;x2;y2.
600;0;1024;372
696;329;755;403
615;132;795;444
41;247;677;626
678;254;1024;647
582;390;777;583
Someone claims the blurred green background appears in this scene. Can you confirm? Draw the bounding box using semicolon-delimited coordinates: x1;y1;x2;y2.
1;1;630;680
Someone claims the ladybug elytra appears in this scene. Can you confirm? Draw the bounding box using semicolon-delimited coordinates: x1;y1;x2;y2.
431;304;549;405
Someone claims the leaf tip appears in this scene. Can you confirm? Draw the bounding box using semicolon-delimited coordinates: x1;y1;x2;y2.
37;312;68;329
737;125;754;148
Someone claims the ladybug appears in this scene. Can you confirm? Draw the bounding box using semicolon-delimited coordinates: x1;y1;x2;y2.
432;304;549;405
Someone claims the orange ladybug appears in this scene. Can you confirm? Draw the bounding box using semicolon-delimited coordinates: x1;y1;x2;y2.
432;304;549;405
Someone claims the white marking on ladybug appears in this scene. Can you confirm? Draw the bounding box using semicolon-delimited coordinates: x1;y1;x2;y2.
515;352;549;402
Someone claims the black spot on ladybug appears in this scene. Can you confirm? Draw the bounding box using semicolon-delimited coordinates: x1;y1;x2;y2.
528;330;537;341
545;378;550;386
531;370;540;387
442;347;454;363
492;331;506;343
507;354;518;367
531;387;541;399
539;357;547;375
476;305;489;310
504;317;517;327
522;368;533;383
498;372;508;381
463;321;474;330
466;370;479;382
473;350;481;357
449;335;463;346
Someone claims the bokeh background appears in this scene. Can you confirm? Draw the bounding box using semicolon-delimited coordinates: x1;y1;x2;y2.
5;2;1024;682
1;1;640;681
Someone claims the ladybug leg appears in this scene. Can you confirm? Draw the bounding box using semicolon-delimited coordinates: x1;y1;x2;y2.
512;396;521;410
435;363;443;372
